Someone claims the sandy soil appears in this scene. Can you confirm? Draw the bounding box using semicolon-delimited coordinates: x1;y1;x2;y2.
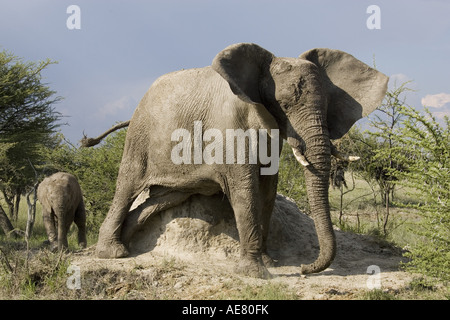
70;194;413;300
72;248;411;300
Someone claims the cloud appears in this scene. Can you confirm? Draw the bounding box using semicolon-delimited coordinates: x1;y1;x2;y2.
389;73;410;86
432;110;450;121
388;74;417;91
98;95;136;117
421;93;450;108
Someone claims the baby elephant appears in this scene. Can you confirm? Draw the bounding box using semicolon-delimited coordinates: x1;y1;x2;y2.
37;172;87;251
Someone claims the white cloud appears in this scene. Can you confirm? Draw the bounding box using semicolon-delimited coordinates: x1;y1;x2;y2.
388;74;417;91
421;93;450;108
389;73;410;86
99;95;136;117
432;110;450;121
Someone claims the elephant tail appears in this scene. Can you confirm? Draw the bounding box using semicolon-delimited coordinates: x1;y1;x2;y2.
80;120;130;147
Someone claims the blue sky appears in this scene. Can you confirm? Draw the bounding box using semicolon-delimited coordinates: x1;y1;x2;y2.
1;0;449;144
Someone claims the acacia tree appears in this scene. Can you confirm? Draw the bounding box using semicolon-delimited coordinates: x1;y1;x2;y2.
0;143;17;236
0;50;61;232
368;83;413;197
348;83;412;234
334;82;414;234
390;106;449;282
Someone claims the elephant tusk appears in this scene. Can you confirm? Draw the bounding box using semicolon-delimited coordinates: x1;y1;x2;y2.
347;155;360;162
330;143;360;162
292;148;310;167
332;151;361;162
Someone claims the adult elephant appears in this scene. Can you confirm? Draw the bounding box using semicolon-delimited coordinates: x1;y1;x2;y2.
37;172;87;251
95;43;388;278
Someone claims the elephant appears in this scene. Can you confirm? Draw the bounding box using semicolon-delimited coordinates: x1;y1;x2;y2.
37;172;87;251
94;43;388;278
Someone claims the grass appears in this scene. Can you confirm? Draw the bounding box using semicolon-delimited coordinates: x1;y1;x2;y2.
0;245;73;299
360;289;398;300
327;172;426;246
0;198;76;299
359;277;449;300
223;282;298;300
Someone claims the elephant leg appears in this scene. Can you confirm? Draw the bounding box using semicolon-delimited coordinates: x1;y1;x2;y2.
121;187;193;245
74;201;87;248
97;189;136;258
43;209;58;250
96;161;148;258
56;210;69;250
227;181;270;279
259;174;278;267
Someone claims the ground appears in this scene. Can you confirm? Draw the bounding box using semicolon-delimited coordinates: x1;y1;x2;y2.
70;240;413;300
67;194;418;300
3;194;443;300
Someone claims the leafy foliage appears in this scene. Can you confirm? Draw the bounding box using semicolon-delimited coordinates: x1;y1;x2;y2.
389;106;449;282
0;50;61;222
334;83;415;235
367;82;414;201
0;50;61;136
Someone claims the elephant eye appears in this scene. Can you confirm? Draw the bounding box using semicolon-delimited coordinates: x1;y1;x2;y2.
273;60;293;74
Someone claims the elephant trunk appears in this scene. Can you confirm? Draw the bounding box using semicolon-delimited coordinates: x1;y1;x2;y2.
289;113;336;274
300;163;336;274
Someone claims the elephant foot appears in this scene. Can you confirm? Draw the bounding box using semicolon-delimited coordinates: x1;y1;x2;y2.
262;253;277;268
43;240;59;252
50;242;58;252
96;239;129;259
234;256;272;279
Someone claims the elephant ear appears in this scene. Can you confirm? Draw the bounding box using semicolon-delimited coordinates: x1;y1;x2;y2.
300;48;389;139
212;43;275;105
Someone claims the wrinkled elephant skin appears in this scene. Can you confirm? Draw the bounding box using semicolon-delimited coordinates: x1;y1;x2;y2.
37;172;87;251
95;43;388;278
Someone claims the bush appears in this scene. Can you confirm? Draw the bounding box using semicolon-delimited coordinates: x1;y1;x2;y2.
390;106;449;283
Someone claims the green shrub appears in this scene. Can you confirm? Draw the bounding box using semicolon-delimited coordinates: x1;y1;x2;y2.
390;106;449;284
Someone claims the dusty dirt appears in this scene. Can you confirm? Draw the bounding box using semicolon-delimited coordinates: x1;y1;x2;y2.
71;194;413;300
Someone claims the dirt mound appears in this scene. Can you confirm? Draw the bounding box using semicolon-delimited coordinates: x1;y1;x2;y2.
128;193;403;273
72;193;412;299
129;193;321;265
